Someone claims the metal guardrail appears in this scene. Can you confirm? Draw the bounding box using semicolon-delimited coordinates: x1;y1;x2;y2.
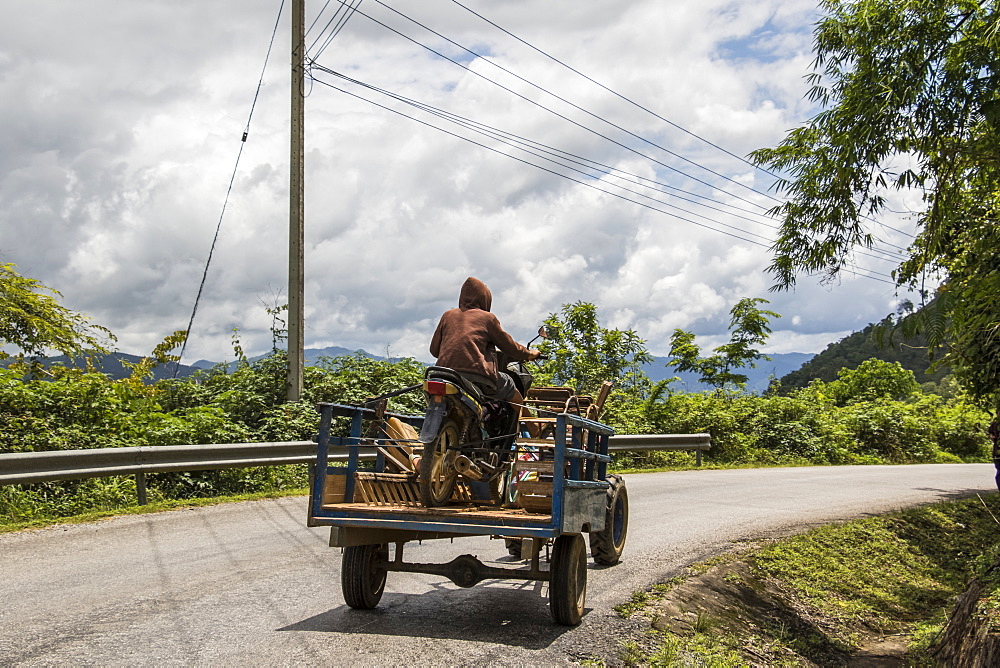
0;442;321;486
610;433;712;460
0;433;712;502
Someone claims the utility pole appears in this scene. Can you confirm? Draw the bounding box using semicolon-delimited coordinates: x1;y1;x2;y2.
287;0;305;401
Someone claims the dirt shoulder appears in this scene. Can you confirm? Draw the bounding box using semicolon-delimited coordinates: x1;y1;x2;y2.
633;556;904;665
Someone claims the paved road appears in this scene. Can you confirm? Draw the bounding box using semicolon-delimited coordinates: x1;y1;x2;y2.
1;464;995;666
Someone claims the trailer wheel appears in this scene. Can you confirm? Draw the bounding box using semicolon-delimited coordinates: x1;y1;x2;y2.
419;419;459;506
342;543;388;609
589;475;629;565
550;533;587;625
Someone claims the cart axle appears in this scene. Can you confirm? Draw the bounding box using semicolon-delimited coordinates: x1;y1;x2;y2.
383;552;550;588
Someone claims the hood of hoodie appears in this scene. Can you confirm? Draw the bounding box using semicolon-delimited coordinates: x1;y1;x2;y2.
458;277;492;312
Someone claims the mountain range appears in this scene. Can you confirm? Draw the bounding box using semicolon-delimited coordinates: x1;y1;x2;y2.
191;348;815;393
645;352;815;394
39;346;815;395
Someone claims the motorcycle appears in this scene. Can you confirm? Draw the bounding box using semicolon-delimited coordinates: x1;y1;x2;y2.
416;327;547;507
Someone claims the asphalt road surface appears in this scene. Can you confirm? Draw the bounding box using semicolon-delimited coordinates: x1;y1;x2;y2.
1;464;995;666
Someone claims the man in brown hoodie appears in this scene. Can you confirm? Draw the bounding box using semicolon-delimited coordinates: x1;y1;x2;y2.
430;277;541;405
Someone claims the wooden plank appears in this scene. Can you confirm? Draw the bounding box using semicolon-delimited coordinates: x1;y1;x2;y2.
526;387;574;400
516;438;557;447
514;460;554;474
321;501;551;522
323;474;347;504
518;480;552;497
518;495;552;513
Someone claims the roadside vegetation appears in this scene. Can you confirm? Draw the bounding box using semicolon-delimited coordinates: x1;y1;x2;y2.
0;263;991;527
612;494;1000;665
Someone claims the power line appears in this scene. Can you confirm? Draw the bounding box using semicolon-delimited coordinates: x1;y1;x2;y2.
450;0;914;243
306;0;333;37
307;72;767;245
315;67;777;226
308;69;897;285
318;0;911;259
447;0;918;244
311;0;364;60
450;0;778;181
312;63;903;267
312;1;777;214
174;0;286;374
371;0;784;208
307;0;363;59
315;71;775;243
309;1;905;276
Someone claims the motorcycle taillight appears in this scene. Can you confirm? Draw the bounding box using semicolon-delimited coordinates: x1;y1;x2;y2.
426;380;448;395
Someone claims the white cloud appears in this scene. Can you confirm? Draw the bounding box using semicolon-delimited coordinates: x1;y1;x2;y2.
1;0;910;365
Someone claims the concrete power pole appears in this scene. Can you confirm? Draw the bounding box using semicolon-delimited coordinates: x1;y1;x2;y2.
287;0;305;401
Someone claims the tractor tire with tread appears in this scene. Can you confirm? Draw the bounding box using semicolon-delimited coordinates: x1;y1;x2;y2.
589;474;628;565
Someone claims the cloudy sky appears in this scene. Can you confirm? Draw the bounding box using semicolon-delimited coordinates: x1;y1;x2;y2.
0;0;920;364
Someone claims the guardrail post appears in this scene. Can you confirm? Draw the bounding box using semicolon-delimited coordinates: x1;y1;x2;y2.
697;449;702;467
135;472;148;505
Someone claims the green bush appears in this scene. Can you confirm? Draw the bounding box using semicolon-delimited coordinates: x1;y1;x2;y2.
2;338;992;525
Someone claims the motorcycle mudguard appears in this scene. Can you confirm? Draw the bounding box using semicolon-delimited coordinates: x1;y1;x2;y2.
418;402;448;443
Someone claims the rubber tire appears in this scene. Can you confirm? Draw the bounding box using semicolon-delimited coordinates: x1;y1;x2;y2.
589;475;629;565
550;533;587;625
419;419;460;507
342;543;388;609
490;471;505;506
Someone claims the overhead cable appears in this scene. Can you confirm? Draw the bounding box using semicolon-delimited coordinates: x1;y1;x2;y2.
308;70;897;285
174;0;286;374
306;0;334;37
448;0;917;243
372;0;784;207
313;1;775;213
323;0;911;255
311;68;774;243
312;63;903;266
307;0;364;59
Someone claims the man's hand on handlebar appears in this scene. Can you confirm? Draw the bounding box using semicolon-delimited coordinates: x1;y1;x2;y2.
527;348;543;361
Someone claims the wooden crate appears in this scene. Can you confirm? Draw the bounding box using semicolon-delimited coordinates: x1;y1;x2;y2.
322;472;348;504
517;480;553;513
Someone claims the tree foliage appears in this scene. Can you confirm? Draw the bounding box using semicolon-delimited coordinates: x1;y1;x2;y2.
778;318;949;391
829;358;920;405
750;0;1000;407
0;263;113;364
668;298;781;391
536;301;653;396
642;376;987;467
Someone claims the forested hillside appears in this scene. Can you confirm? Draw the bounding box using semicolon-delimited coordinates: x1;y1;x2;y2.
778;321;948;391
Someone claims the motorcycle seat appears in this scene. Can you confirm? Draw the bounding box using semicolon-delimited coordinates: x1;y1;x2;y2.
425;366;487;404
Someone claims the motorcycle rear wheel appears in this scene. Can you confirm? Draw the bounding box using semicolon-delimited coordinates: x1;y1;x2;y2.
419;418;460;506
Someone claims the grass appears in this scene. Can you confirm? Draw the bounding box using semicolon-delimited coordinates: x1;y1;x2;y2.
0;487;309;535
752;496;1000;636
614;494;1000;666
614;581;682;617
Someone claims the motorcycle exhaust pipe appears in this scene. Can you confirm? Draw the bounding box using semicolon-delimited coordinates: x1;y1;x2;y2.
454;455;484;481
